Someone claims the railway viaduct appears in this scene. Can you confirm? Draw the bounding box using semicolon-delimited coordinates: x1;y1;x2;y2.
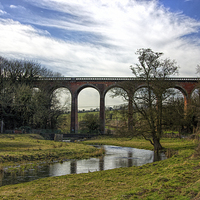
33;77;200;134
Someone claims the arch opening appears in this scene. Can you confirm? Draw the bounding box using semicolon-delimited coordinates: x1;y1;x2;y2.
162;88;185;133
52;87;71;112
105;87;128;134
133;87;185;134
162;88;185;105
133;87;157;107
52;87;71;133
78;87;100;134
191;88;200;102
105;87;128;110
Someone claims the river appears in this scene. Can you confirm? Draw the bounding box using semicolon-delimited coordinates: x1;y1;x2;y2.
0;145;166;186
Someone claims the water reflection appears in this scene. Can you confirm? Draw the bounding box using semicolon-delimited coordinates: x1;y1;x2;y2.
0;145;166;186
99;156;104;171
128;151;133;167
70;160;77;174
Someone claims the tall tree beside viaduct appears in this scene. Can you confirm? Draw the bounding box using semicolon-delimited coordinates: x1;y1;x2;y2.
115;48;179;151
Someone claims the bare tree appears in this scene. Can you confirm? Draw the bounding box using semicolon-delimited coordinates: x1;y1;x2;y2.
112;48;179;151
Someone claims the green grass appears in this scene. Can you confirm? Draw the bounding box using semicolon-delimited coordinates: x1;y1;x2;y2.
0;136;199;199
82;136;198;151
0;134;104;165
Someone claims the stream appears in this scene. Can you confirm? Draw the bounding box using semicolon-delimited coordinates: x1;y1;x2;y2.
0;145;167;186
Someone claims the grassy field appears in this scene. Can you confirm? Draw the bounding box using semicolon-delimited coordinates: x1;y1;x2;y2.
0;136;199;199
0;134;104;166
82;136;198;151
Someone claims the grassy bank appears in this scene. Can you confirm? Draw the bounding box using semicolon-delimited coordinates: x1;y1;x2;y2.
0;134;104;166
0;136;199;199
82;136;198;151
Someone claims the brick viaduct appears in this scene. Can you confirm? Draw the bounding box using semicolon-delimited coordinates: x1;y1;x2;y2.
33;77;200;134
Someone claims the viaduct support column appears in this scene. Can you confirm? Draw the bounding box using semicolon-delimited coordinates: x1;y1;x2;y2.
128;93;134;132
71;93;78;133
184;93;191;115
100;93;105;134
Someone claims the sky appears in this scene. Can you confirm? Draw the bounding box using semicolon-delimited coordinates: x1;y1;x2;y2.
0;0;200;109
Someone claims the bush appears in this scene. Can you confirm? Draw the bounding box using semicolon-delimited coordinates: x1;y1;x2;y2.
79;113;100;134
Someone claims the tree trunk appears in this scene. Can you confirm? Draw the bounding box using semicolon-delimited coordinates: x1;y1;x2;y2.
128;96;134;132
153;152;161;162
153;137;163;152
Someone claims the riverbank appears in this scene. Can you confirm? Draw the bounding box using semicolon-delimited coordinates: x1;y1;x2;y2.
0;134;104;166
0;136;199;199
82;136;198;151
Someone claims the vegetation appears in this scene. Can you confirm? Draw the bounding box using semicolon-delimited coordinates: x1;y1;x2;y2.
0;56;64;131
0;52;200;199
57;113;71;133
0;137;199;199
79;113;100;134
0;134;103;165
58;109;129;134
82;136;198;150
111;48;182;151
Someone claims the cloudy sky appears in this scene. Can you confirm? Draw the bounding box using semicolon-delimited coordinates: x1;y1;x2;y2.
0;0;200;109
0;0;200;78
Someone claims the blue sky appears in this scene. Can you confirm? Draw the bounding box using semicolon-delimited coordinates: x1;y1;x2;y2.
1;0;200;109
0;0;200;78
159;0;200;20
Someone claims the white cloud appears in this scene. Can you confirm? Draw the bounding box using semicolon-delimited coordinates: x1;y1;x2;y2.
10;5;26;10
0;0;200;78
0;3;6;15
10;5;17;9
0;10;6;15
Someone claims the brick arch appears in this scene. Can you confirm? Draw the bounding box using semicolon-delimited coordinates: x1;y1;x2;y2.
104;85;129;103
32;77;200;134
50;85;72;95
172;85;188;98
76;84;101;95
104;84;128;95
134;84;154;94
76;85;101;112
190;85;200;97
